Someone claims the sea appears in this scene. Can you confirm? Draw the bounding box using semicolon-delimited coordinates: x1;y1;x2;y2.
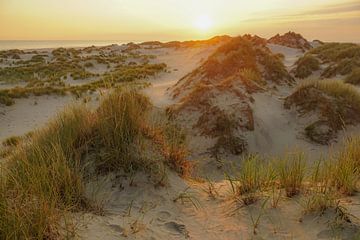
0;40;126;51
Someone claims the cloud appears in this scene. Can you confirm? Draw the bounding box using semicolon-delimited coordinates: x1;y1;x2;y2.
242;0;360;23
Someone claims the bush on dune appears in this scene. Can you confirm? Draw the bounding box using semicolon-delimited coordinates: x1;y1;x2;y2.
345;67;360;85
201;36;292;84
294;54;320;79
285;80;360;144
304;43;360;78
0;89;189;239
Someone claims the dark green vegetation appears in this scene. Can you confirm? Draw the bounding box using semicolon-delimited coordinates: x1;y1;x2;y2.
296;43;360;79
0;46;167;106
345;67;360;85
285;80;360;144
293;54;320;79
0;90;189;239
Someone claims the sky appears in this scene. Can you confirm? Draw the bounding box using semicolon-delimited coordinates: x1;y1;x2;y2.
0;0;359;42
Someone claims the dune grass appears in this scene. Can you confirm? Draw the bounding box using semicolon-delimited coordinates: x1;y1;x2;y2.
229;135;360;211
234;155;275;205
2;136;22;147
0;89;189;239
200;36;292;84
309;43;360;62
345;67;360;85
0;46;167;106
305;42;360;78
294;54;320;79
332;136;360;195
276;152;306;197
285;80;360;144
0;106;94;239
227;136;360;208
0;62;166;106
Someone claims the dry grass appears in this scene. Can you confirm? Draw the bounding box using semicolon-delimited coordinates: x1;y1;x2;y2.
345;67;360;85
0;106;94;239
332;136;360;195
306;42;360;78
0;89;189;239
234;155;275;205
276;152;306;197
285;80;360;144
294;54;320;79
0;47;166;106
229;136;360;215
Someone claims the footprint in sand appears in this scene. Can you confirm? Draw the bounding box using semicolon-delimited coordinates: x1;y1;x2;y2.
164;221;189;238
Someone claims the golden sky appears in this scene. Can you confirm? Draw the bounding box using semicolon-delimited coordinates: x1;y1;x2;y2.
0;0;359;42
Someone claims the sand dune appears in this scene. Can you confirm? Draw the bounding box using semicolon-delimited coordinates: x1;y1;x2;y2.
1;35;360;239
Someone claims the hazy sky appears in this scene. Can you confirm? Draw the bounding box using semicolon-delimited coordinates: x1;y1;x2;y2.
0;0;359;42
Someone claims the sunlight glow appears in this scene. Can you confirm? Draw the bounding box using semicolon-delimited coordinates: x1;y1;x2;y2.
0;0;358;41
194;15;213;32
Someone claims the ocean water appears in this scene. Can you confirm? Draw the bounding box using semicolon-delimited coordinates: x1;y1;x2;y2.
0;40;125;50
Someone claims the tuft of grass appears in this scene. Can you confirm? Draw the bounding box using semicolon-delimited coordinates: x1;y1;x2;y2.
233;155;275;205
301;192;336;215
345;67;360;85
306;42;360;78
294;54;320;79
332;136;360;195
0;89;189;238
285;80;360;144
173;187;201;210
94;90;151;173
2;136;22;147
276;152;306;197
0;106;94;239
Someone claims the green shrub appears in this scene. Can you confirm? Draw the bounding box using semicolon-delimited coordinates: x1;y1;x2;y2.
294;54;320;78
276;152;306;197
345;67;360;85
307;43;360;78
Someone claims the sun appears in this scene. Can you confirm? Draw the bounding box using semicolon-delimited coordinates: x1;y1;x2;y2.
194;15;213;32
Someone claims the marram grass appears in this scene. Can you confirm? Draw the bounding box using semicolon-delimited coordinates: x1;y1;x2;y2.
0;89;189;239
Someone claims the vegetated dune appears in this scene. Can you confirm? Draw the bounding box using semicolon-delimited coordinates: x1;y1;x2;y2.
0;37;225;142
268;31;313;52
168;35;296;158
0;89;190;239
2;90;360;240
166;33;360;160
285;80;360;144
2;33;360;240
293;42;360;80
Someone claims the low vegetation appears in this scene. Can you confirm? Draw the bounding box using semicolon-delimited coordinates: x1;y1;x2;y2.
293;54;320;78
170;35;293;156
0;46;167;106
0;63;166;106
268;31;312;51
229;135;360;209
345;67;360;85
301;43;360;78
202;35;293;84
0;89;189;239
285;80;360;144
